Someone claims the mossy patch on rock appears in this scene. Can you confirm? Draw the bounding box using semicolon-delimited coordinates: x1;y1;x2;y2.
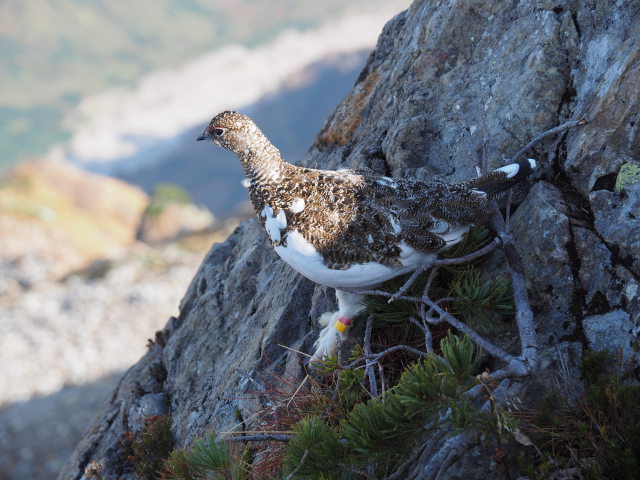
615;162;640;192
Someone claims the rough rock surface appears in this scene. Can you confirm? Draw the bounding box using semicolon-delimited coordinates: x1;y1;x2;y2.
60;1;640;478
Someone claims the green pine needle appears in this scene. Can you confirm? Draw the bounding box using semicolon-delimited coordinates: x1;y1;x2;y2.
440;332;482;381
283;416;345;478
442;225;492;259
449;267;514;329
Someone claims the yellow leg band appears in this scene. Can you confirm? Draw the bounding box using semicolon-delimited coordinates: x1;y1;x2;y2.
334;320;349;333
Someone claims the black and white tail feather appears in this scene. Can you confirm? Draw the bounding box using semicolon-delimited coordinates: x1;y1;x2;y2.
310;158;538;363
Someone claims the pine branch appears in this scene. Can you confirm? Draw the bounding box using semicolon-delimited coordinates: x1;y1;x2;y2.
386;237;501;303
222;434;292;443
424;298;516;364
508;117;587;164
283;450;308;480
487;205;538;377
363;314;378;397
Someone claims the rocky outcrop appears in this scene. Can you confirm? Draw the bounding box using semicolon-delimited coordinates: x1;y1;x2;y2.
59;1;640;478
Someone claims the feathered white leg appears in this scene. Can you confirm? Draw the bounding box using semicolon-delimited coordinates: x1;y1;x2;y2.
311;290;366;364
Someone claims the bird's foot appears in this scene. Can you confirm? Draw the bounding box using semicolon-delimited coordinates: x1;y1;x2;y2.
310;312;352;365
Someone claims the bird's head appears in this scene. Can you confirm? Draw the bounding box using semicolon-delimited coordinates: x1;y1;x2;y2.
196;111;261;154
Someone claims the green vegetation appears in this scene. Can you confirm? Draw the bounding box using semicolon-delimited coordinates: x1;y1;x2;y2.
518;349;640;479
124;415;174;480
144;182;193;218
164;433;250;480
131;334;512;479
126;349;640;479
615;162;640;192
123;225;525;478
365;226;514;334
0;0;395;168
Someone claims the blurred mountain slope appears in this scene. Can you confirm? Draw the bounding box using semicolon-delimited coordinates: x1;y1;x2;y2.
0;160;148;278
119;50;368;217
0;0;404;168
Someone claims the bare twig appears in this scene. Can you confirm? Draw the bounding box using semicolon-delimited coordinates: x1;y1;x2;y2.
343;344;429;370
462;119;482;177
363;314;378;397
388;263;433;302
422;266;440;299
365;237;501;304
284;449;309;480
488;204;538;376
287;375;309;407
424;298;517;364
222;434;292;443
411;432;479;480
509;118;587;164
378;363;386;398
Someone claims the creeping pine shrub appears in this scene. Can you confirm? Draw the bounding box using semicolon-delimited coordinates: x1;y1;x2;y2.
159;335;506;480
517;349;640;479
366;226;514;337
125;415;174;480
281;334;513;478
163;432;250;480
143;226;519;478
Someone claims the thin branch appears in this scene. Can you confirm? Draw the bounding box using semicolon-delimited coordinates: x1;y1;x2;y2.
284;449;308;480
509;118;587;164
378;363;386;398
488;204;538;375
435;236;501;265
343;344;429;369
388;264;433;302
345;289;421;302
222;434;292;443
287;375;309;407
363;314;378;397
422;266;440;299
350;237;500;303
424;298;517;364
412;432;479;480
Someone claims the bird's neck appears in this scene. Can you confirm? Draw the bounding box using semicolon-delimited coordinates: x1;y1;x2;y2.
237;140;288;187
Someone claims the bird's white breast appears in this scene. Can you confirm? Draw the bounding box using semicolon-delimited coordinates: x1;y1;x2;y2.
274;229;435;289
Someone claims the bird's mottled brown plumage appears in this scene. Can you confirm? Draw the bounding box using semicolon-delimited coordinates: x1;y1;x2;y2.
198;111;519;272
198;110;536;360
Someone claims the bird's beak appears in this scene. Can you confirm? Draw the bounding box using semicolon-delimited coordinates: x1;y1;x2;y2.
196;127;211;142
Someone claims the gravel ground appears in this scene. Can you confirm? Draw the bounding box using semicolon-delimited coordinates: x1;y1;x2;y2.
0;239;221;480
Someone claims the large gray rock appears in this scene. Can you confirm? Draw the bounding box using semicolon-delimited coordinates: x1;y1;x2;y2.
583;309;638;366
59;1;640;478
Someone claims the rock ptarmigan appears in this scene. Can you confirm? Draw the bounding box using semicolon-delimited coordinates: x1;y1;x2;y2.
197;111;536;362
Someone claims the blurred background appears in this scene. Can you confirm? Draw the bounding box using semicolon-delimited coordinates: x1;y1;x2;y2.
0;0;410;478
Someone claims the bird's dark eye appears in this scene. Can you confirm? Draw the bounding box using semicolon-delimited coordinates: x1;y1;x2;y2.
214;128;225;136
